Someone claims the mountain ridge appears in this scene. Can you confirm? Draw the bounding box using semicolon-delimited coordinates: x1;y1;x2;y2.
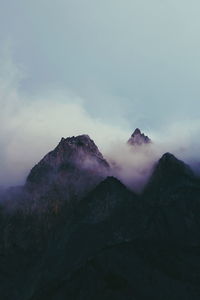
1;130;200;299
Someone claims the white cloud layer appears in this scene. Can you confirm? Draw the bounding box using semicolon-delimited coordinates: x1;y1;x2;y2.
0;54;131;186
1;52;200;189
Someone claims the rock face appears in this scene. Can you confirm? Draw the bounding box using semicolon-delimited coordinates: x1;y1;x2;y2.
144;152;197;204
143;152;200;245
27;135;109;187
128;128;151;146
1;135;200;299
25;135;110;211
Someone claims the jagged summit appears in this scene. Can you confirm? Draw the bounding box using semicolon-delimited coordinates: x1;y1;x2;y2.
59;134;94;148
128;128;151;146
30;134;109;170
133;128;141;135
26;134;109;193
54;134;109;166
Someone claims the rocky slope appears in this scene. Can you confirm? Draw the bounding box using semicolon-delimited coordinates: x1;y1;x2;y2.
1;130;200;300
24;135;110;212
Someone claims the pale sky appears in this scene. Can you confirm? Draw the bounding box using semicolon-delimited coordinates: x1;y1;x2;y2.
1;0;200;128
0;0;200;185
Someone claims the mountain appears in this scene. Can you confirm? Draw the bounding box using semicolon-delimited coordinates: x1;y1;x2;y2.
27;134;109;187
1;133;200;299
24;135;110;211
127;128;151;146
143;152;200;245
144;152;198;204
27;135;109;183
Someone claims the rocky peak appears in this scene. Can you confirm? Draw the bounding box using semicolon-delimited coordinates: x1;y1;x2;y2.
144;152;196;203
127;128;151;146
31;134;109;170
59;134;96;149
26;135;109;193
56;134;103;159
155;152;193;177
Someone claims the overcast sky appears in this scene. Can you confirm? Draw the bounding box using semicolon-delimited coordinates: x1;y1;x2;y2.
1;0;200;185
1;0;200;128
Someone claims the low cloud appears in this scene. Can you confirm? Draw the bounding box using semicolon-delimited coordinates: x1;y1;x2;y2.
105;142;157;192
1;51;200;190
0;53;129;187
105;124;200;191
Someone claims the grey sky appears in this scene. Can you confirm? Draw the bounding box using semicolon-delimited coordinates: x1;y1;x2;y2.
1;0;200;186
1;0;200;129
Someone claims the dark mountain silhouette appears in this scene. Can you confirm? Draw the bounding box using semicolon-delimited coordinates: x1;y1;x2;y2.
1;130;200;300
144;152;199;204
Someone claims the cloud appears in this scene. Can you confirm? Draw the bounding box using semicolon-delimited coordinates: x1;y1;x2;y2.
105;122;200;191
105;142;157;192
1;48;200;190
0;52;131;187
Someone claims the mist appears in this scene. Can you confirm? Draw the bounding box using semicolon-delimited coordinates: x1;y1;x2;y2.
1;0;200;189
1;52;200;190
0;53;129;187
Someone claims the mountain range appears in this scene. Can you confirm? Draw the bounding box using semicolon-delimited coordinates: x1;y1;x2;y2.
1;129;200;300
